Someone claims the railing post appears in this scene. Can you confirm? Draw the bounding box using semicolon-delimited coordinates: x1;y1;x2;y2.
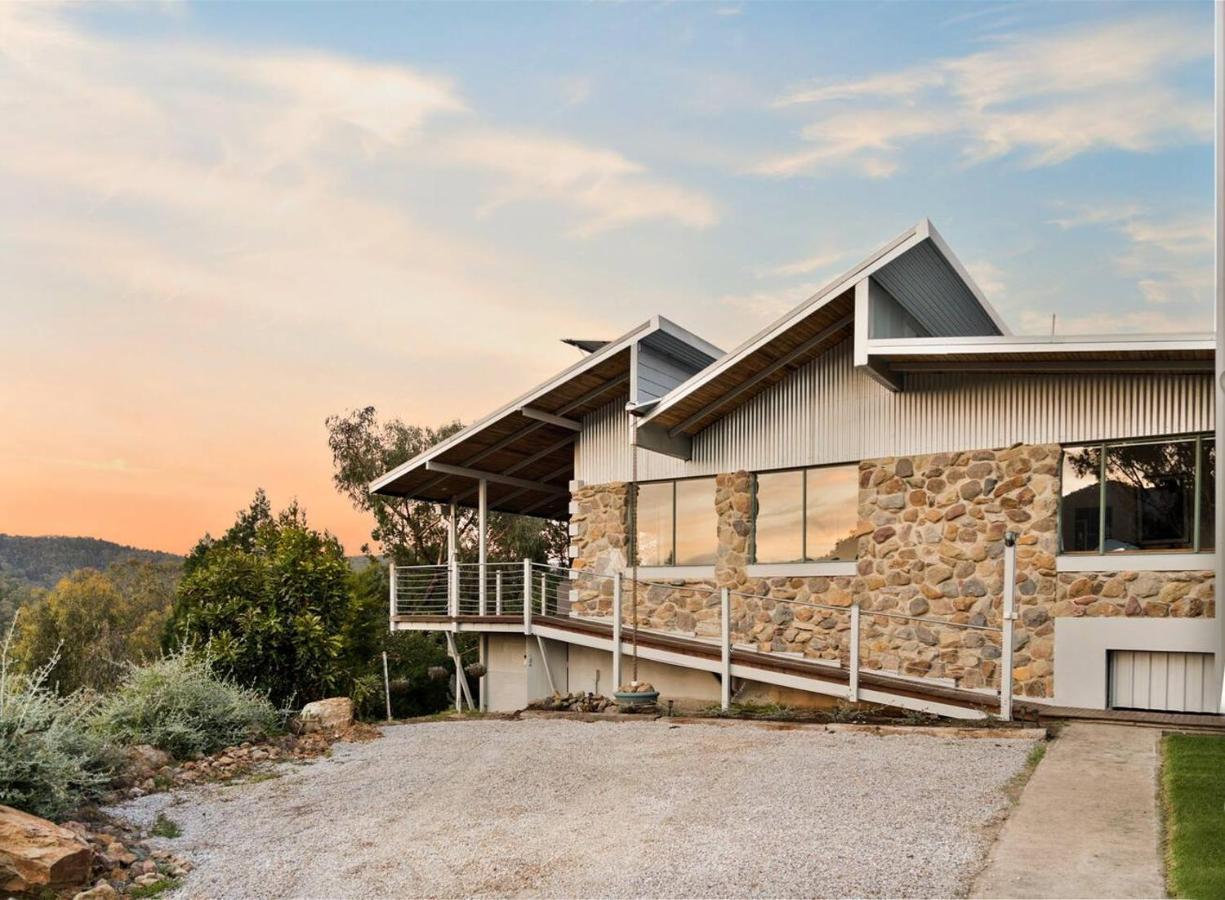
720;587;731;711
495;571;504;616
848;603;861;703
388;563;396;629
523;558;532;634
540;572;548;617
478;479;488;616
612;572;623;691
447;501;458;618
449;558;459;618
1000;532;1018;721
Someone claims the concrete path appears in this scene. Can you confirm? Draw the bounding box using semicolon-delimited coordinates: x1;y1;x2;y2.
973;722;1165;899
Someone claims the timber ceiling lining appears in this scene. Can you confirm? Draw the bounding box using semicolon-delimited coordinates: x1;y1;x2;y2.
373;350;633;519
655;291;855;435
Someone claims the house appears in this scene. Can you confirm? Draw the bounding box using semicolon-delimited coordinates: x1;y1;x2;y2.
372;219;1219;719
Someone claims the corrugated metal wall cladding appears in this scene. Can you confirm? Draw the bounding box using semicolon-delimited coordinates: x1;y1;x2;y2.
874;241;999;337
575;340;1214;483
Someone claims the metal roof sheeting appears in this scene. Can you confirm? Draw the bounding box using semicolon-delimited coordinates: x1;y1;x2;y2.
577;339;1214;484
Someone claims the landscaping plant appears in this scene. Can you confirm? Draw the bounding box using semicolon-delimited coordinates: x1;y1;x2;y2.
92;650;281;759
0;621;120;818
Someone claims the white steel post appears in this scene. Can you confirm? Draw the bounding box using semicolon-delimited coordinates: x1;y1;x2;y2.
1213;1;1225;712
388;562;396;630
522;558;532;634
447;501;458;618
1000;532;1018;721
849;604;861;703
720;587;731;711
479;635;488;712
612;572;623;691
382;650;392;721
495;571;504;615
540;572;547;617
478;479;488;616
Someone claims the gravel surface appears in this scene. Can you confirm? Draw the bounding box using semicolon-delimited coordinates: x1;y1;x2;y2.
109;719;1037;899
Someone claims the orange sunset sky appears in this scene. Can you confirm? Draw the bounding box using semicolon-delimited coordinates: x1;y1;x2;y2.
1;3;1214;555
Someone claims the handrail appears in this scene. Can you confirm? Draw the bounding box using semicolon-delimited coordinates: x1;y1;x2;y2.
400;552;1017;720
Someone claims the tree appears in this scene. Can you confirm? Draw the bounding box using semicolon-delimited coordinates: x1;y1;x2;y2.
0;574;34;637
342;564;453;718
326;406;568;564
171;494;351;706
11;560;178;694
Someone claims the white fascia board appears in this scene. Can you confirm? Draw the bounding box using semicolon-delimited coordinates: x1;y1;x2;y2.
919;219;1011;337
652;314;725;362
866;334;1215;356
369;320;652;494
640;222;929;428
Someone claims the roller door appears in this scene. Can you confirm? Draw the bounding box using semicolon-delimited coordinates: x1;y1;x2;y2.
1108;650;1215;713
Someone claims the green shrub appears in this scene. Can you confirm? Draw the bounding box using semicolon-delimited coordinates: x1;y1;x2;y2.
93;651;281;759
0;623;120;818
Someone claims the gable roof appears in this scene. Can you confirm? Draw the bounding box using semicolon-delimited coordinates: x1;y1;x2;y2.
638;219;1006;438
369;316;718;518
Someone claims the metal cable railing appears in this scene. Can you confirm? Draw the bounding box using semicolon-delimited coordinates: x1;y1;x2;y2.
391;554;1015;718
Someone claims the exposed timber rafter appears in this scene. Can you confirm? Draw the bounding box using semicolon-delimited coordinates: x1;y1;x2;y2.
424;461;568;496
519;407;582;431
412;373;628;497
668;314;854;438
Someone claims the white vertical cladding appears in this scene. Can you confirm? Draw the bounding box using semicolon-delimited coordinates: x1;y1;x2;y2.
574;339;1214;483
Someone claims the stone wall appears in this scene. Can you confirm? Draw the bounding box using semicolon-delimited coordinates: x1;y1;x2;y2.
568;444;1216;701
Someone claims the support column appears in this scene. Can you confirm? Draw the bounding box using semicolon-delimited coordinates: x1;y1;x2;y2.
1001;532;1018;721
447;501;458;617
612;572;623;691
478;479;488;616
479;634;488;711
720;587;731;711
1214;2;1225;711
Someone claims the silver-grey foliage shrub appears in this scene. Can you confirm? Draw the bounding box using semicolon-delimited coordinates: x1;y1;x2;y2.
93;650;281;759
0;623;120;818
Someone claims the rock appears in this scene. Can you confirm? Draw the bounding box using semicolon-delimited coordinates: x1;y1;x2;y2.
127;744;172;775
300;697;354;733
74;880;119;900
0;805;94;894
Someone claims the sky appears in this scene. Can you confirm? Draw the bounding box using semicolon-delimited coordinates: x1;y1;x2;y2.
0;0;1216;555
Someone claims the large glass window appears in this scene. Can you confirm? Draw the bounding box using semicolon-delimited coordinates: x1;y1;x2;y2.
1060;435;1214;554
754;470;804;564
634;477;716;567
635;481;674;566
752;463;859;564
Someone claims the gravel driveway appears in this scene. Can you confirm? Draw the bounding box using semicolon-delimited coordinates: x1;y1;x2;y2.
111;719;1037;898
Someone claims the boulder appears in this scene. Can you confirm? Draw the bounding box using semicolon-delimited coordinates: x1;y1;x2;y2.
73;880;120;900
0;805;94;893
127;744;171;774
300;697;354;733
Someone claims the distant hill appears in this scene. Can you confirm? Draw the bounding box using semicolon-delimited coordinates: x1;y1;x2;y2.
0;534;182;590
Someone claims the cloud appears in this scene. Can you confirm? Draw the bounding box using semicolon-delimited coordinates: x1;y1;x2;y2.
1016;307;1211;335
446;131;718;235
1050;204;1213;310
0;3;714;552
965;260;1006;298
759;249;846;279
719;281;825;320
759;15;1212;177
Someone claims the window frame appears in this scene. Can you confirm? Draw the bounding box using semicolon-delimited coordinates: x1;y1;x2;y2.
632;475;716;567
1059;432;1212;555
750;461;859;564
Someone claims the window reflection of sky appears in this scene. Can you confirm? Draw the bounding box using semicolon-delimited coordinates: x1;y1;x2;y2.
675;477;717;565
754;470;803;564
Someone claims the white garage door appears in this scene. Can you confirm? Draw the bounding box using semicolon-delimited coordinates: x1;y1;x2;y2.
1109;650;1216;713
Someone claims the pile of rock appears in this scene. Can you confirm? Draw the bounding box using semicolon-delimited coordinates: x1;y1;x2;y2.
116;698;378;800
528;691;616;713
0;805;191;897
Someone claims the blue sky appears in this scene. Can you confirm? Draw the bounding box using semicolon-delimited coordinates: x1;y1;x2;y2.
0;0;1215;551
